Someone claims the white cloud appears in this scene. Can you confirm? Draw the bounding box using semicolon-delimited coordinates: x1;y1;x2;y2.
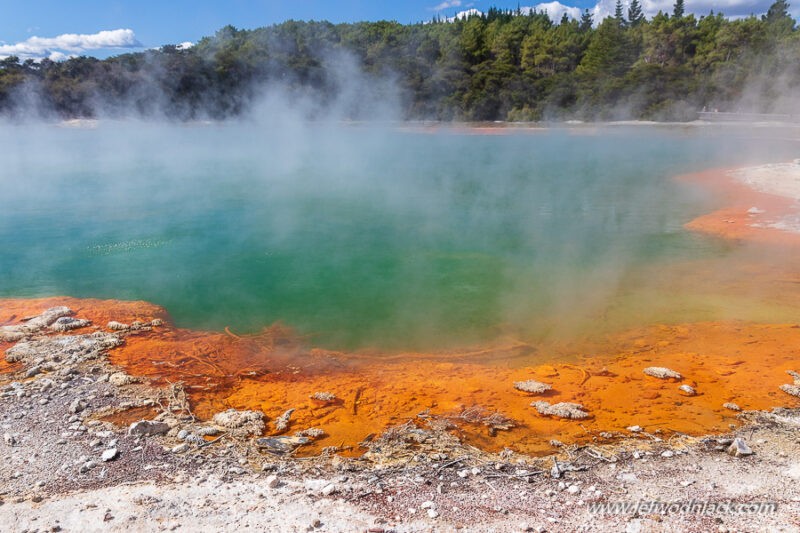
433;0;463;10
446;8;483;21
0;29;141;61
522;3;583;20
176;41;194;50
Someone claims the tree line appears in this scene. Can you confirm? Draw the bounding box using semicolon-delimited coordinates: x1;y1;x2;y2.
1;1;798;121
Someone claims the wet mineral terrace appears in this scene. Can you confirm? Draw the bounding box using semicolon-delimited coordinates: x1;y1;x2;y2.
1;294;799;457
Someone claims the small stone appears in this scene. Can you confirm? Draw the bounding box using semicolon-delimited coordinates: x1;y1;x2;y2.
661;451;674;458
101;448;118;462
457;469;469;478
69;399;86;414
723;403;741;412
3;433;16;446
627;425;643;433
79;461;97;473
128;420;171;437
726;438;753;458
109;373;137;387
310;392;336;402
107;321;130;331
678;384;697;396
643;367;682;380
321;483;337;496
566;485;581;495
266;475;280;488
172;443;190;454
531;401;589;420
471;467;480;476
212;409;265;437
426;509;439;519
513;380;552;394
421;501;435;509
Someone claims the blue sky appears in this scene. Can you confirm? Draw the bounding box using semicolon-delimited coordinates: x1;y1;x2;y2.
0;0;786;61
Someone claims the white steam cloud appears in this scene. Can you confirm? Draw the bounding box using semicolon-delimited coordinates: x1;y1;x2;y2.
0;29;142;61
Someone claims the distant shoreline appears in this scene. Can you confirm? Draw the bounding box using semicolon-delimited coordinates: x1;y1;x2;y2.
683;161;800;244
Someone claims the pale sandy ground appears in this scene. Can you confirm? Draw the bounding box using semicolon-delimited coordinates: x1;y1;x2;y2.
6;419;800;533
731;161;800;201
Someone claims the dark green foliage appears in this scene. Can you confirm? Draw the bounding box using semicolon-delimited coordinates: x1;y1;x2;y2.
2;1;799;122
628;0;645;26
673;0;685;18
614;0;626;25
579;9;594;32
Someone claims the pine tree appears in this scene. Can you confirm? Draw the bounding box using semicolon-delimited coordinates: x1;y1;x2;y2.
673;0;685;18
614;0;626;24
628;0;645;26
580;8;594;31
763;0;794;25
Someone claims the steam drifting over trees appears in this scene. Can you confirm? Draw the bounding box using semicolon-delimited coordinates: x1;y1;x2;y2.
1;2;799;121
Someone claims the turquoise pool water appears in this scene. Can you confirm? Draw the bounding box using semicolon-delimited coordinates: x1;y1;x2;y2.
1;122;797;349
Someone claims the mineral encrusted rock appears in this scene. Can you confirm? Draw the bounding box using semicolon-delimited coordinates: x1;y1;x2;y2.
196;427;219;437
513;380;552;394
787;369;800;385
275;409;294;433
0;306;74;341
727;438;754;457
109;372;138;386
102;448;119;462
128;420;171;437
296;428;326;439
531;401;590;420
643;367;682;380
212;409;265;437
723;402;741;411
6;333;122;365
779;384;800;398
678;384;697;396
50;317;91;332
255;435;310;455
310;392;336;402
107;321;130;331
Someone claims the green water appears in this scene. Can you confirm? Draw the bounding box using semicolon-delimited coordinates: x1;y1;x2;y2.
1;122;797;349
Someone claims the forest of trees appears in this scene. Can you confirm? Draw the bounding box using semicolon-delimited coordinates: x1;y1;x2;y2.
1;1;799;121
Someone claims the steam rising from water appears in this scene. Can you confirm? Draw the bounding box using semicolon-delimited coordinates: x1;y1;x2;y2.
1;114;800;350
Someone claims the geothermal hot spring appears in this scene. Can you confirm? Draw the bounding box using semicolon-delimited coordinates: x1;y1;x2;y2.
2;122;800;455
